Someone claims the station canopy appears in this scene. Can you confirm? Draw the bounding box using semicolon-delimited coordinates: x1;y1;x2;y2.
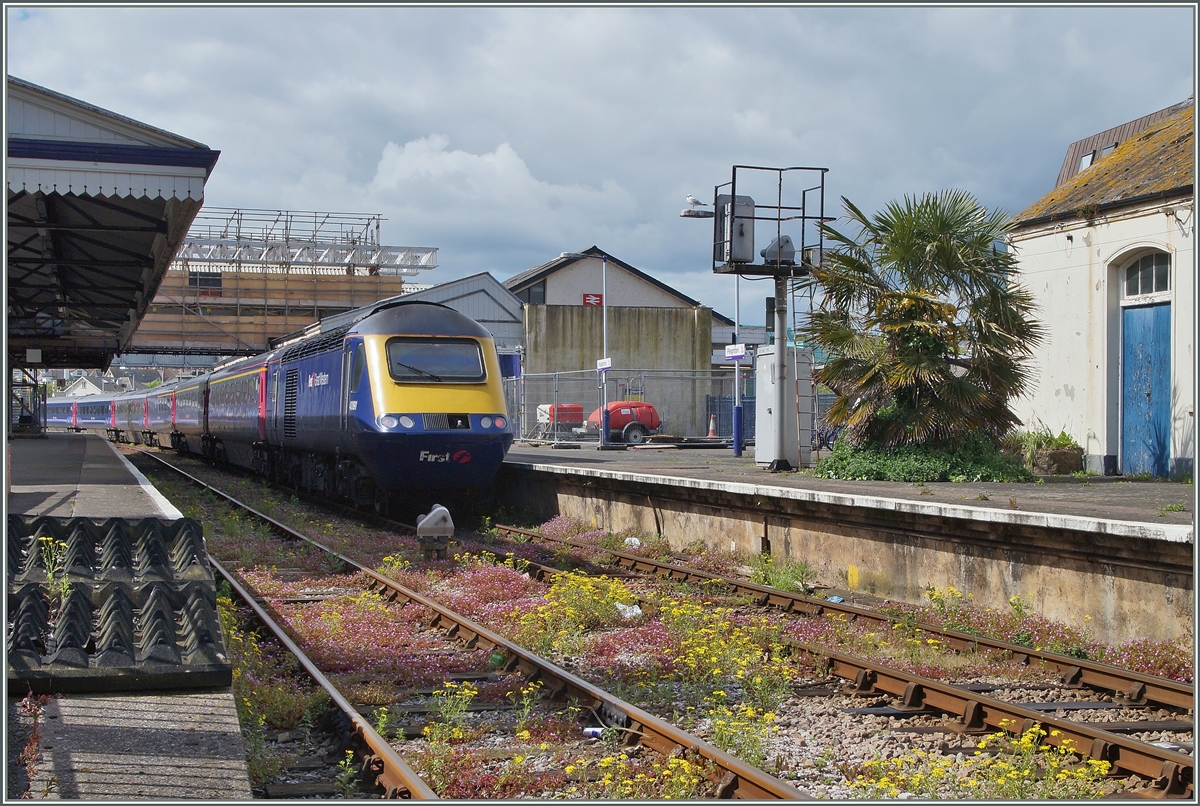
6;76;220;369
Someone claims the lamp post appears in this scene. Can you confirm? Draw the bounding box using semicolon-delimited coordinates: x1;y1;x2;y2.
560;251;610;445
679;203;744;455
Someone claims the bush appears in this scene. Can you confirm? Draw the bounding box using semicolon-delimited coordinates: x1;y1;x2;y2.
813;434;1033;483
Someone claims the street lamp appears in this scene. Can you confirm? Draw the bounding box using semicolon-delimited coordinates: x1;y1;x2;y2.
680;204;745;456
560;251;611;446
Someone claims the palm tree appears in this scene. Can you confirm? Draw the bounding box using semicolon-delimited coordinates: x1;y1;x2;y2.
808;190;1043;448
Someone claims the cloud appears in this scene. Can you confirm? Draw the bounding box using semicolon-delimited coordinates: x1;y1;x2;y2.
6;6;1193;322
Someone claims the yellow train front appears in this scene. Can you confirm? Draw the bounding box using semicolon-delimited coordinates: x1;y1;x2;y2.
250;300;513;504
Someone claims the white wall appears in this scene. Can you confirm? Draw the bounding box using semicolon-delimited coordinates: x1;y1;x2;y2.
1010;197;1194;476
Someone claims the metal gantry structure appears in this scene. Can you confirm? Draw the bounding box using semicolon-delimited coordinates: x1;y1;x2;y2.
177;207;438;276
711;165;830;470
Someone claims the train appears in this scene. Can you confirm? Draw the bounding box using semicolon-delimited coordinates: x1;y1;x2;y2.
44;300;514;510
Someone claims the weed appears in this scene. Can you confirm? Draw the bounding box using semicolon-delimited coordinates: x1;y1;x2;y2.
749;553;817;594
507;680;543;730
849;722;1115;798
1162;502;1187;512
705;699;779;768
1008;497;1019;510
976;492;990;501
373;706;393;736
38;536;71;603
813;434;1033;483
564;752;711;798
377;554;412;577
1007;594;1031;620
333;750;359;798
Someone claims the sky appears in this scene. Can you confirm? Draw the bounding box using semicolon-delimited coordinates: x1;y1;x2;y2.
6;5;1196;327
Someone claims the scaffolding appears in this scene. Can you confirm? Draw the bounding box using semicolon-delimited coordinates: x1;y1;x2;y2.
126;207;439;358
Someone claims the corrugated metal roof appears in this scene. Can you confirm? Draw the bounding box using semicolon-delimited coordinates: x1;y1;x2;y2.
1011;101;1194;229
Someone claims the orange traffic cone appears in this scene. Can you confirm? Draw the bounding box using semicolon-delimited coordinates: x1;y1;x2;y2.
707;415;718;438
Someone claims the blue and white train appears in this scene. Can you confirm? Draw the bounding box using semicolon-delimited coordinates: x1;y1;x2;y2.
45;301;514;507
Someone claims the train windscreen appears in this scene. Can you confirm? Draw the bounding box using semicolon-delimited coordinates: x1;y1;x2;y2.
385;338;485;383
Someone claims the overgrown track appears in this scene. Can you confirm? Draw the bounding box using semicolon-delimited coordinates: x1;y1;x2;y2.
214;559;436;799
495;523;1195;797
494;524;1194;709
139;450;811;800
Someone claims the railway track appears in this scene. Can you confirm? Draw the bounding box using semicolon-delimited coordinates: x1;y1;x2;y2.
493;524;1194;711
488;524;1193;797
129;451;1193;797
137;450;808;799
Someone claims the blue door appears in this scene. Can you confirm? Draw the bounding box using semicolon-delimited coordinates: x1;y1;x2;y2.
1121;302;1171;476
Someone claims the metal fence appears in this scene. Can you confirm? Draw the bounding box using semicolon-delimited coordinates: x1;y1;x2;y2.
503;369;839;448
504;369;756;444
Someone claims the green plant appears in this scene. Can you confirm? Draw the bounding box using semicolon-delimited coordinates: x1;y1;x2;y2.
508;680;543;730
749;553;817;594
849;722;1115;798
373;706;393;736
1162;502;1187;512
377;554;412;577
705;700;779;768
807;190;1044;448
423;681;479;745
1008;593;1031;620
813;434;1032;483
38;536;72;602
333;749;358;798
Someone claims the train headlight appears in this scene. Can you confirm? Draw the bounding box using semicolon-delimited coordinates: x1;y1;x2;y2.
495;416;506;429
480;416;493;429
379;415;399;429
398;415;415;429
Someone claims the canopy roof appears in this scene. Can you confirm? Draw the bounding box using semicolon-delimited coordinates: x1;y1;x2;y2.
7;76;220;369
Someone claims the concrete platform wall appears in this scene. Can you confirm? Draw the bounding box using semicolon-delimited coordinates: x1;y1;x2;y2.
496;466;1193;645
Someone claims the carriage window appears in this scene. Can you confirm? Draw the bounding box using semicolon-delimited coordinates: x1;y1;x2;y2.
1125;252;1170;297
385;338;484;383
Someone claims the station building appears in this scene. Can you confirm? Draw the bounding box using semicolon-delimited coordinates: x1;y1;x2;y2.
504;246;735;375
1009;98;1194;479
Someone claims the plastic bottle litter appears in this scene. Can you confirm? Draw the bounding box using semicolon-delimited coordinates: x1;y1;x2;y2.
624;537;642;548
826;595;844;603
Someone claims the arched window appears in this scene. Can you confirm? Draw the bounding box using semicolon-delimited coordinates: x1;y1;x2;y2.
1124;252;1170;298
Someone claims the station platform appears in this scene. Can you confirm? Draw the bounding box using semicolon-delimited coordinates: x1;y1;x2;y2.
505;444;1194;541
21;690;253;799
7;432;182;519
6;433;251;799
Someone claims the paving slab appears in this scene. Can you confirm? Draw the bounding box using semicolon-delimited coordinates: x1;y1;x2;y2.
8;434;181;520
505;444;1195;538
23;689;252;800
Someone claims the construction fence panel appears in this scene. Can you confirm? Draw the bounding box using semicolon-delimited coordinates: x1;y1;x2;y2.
506;369;760;443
